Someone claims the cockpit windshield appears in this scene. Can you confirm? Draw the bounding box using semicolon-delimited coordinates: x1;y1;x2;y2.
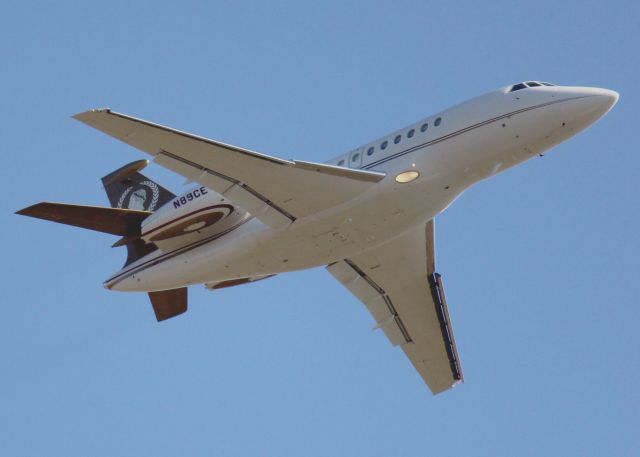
509;81;556;92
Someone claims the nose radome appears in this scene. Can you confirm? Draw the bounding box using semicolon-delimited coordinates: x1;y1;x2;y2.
556;86;619;129
578;87;619;116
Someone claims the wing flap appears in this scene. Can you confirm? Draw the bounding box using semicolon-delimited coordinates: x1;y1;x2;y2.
327;260;412;347
74;109;385;227
154;152;293;228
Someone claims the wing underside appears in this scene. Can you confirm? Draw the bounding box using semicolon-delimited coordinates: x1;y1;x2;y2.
73;109;385;228
327;220;463;394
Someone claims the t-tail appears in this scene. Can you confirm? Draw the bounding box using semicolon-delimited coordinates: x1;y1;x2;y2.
16;160;188;321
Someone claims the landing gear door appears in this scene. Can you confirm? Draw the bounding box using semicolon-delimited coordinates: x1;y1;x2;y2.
348;147;363;168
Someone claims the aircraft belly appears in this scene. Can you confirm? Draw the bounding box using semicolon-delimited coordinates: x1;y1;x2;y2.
107;176;460;292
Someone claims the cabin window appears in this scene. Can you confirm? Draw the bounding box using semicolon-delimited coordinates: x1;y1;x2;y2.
367;146;374;156
381;140;388;150
420;123;428;132
407;128;415;138
434;117;442;127
351;153;360;162
338;159;345;166
394;134;401;144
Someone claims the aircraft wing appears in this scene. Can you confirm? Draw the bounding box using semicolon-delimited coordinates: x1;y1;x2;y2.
73;109;385;228
326;220;463;394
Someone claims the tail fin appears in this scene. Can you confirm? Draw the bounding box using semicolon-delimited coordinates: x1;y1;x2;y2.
149;288;188;321
102;160;175;211
17;161;189;321
100;160;177;266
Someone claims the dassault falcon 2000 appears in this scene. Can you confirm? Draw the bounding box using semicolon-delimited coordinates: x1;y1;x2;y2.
17;81;618;394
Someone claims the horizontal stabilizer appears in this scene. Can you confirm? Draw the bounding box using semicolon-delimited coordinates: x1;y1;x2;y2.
16;202;151;236
148;288;188;321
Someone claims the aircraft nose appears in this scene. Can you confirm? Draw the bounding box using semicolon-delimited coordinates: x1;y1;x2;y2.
582;87;619;115
554;86;619;132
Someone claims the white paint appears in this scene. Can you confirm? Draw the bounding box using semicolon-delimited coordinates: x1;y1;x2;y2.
97;83;617;292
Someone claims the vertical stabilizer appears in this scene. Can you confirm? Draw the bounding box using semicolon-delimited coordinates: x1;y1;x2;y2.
148;288;188;321
101;160;176;266
102;160;175;211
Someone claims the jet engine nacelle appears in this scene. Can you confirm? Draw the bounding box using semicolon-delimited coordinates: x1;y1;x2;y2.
140;185;250;251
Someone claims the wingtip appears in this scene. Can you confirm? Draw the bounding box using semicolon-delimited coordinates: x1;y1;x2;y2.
15;202;44;216
72;108;112;121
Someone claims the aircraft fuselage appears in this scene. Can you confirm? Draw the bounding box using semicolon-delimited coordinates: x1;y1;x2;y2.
105;83;618;292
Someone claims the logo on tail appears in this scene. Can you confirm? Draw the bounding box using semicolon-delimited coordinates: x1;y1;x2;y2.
117;180;161;211
102;160;175;213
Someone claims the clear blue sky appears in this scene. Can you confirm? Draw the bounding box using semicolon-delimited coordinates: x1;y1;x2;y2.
2;1;638;455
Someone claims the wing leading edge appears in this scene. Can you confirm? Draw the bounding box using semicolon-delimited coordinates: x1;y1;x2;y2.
73;109;385;228
327;220;463;394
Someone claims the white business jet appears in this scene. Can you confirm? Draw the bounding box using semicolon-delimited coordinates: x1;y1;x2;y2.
17;81;618;394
